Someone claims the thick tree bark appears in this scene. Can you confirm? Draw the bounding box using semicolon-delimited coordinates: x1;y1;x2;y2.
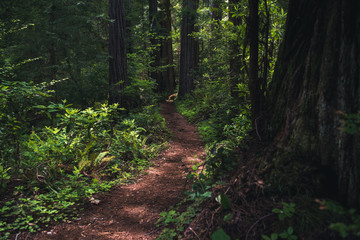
178;0;199;97
268;0;360;207
109;0;128;105
159;0;176;93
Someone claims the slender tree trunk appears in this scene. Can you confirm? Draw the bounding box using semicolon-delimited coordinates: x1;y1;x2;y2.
149;0;163;89
45;2;59;85
109;0;128;105
268;0;360;207
248;0;264;133
178;0;199;97
257;0;271;97
49;3;57;81
229;0;242;100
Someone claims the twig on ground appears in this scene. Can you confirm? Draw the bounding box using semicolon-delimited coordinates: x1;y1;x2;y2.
15;233;21;240
188;227;201;240
210;206;221;228
245;213;274;240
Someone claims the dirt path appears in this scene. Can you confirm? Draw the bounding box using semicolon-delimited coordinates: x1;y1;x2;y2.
27;103;205;240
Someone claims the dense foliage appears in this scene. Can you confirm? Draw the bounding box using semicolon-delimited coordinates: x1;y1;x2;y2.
159;1;360;240
0;80;168;238
0;1;169;238
1;0;359;239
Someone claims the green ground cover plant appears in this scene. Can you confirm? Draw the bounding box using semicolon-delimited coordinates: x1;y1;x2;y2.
0;80;169;238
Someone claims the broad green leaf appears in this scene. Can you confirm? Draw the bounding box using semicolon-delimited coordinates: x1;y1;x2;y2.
215;193;231;210
211;228;231;240
271;233;278;240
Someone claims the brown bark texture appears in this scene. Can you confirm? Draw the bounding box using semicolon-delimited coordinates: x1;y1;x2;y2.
159;0;176;93
109;0;127;105
268;0;360;207
178;0;199;97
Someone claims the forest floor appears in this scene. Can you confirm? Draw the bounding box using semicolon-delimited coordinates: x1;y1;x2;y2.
21;103;205;240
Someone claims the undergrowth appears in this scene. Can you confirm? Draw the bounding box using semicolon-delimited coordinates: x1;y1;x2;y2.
167;87;357;239
156;197;206;240
155;78;251;239
0;82;169;239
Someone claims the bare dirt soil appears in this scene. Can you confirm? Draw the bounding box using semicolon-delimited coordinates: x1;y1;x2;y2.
20;102;205;240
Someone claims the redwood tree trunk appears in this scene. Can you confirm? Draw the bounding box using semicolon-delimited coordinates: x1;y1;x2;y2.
159;0;176;93
268;0;360;207
178;0;199;97
109;0;127;105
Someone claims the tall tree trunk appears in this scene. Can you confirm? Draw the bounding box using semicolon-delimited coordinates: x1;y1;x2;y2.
149;0;162;89
268;0;360;207
159;0;175;93
248;0;264;134
125;0;133;54
229;0;242;100
178;0;199;97
263;0;270;82
49;3;57;81
109;0;128;105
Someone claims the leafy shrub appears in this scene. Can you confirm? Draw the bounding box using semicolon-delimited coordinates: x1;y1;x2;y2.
262;202;298;240
109;119;150;171
205;142;239;178
128;105;170;143
0;80;53;167
123;78;158;109
0;165;10;192
156;198;204;240
223;111;251;146
177;81;237;125
320;200;360;238
198;120;219;143
0;99;168;237
0;174;113;239
21;103;119;181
